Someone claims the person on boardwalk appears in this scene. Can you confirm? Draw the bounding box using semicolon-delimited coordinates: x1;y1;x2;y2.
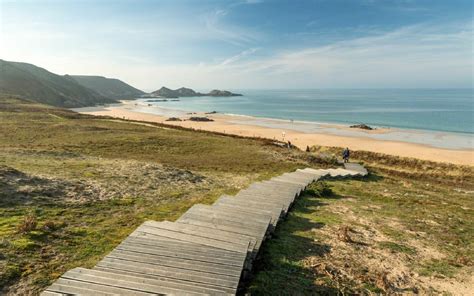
342;147;350;163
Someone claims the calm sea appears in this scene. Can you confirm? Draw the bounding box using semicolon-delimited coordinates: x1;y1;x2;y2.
142;89;473;134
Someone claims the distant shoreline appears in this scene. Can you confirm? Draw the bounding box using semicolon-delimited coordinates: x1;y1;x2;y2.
72;100;474;166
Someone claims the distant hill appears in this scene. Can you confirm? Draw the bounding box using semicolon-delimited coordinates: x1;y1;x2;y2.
0;59;117;108
152;86;241;98
70;75;144;100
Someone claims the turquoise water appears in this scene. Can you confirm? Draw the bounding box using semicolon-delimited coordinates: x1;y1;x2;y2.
140;89;473;134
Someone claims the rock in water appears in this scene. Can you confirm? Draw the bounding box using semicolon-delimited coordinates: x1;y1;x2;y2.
350;123;374;130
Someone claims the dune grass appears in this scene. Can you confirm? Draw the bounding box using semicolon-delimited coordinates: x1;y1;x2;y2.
1;96;472;295
0;96;306;294
246;162;473;294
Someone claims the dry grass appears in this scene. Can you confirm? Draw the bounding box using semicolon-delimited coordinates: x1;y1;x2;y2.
16;213;37;234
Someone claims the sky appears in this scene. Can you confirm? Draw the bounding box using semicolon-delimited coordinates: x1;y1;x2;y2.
0;0;472;90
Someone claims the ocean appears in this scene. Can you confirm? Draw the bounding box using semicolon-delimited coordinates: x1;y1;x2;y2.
132;89;473;150
140;89;473;134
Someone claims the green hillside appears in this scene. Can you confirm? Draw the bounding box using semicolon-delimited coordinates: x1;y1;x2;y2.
0;60;116;108
70;75;144;100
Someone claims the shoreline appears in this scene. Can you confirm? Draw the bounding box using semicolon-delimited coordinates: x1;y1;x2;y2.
72;101;474;166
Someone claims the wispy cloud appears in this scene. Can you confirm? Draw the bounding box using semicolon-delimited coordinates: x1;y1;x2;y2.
201;8;259;46
219;47;260;65
133;21;472;89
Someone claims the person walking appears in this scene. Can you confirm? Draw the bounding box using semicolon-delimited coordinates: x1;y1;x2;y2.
342;147;350;163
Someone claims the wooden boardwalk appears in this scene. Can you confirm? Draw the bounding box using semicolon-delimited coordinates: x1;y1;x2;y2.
42;163;368;295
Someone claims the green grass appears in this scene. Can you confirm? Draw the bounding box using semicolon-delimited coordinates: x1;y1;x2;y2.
246;167;473;294
1;96;472;295
0;96;314;294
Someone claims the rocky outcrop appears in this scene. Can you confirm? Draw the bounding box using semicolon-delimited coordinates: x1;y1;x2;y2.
350;124;374;130
207;89;242;97
151;86;242;98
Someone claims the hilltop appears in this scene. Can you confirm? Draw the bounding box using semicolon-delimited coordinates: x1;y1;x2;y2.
0;60;117;108
151;86;242;98
69;75;145;100
0;60;145;108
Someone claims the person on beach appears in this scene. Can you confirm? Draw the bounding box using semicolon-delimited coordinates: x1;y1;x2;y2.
306;146;310;152
342;147;350;163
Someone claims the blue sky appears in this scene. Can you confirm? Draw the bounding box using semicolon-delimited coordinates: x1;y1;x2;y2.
0;0;472;90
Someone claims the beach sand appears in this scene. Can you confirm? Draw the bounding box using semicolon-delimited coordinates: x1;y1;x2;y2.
74;102;474;166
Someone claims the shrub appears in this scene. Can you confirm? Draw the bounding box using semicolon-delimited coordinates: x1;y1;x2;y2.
306;181;333;197
17;213;37;234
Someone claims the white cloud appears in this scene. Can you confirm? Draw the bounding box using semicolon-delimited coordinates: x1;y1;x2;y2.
1;17;471;90
219;47;260;65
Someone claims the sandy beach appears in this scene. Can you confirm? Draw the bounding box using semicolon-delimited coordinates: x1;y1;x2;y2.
74;101;474;166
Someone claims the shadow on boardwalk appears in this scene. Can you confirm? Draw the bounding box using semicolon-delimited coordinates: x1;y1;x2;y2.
241;190;347;295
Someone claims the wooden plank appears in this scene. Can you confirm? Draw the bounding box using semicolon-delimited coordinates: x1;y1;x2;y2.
122;235;245;260
104;248;243;277
344;163;368;175
296;169;326;178
254;183;302;197
133;224;249;254
95;257;240;290
45;280;118;295
181;207;271;234
271;176;309;186
176;215;267;246
144;220;256;252
61;268;223;295
117;239;245;267
94;266;236;295
233;193;293;211
187;205;272;226
212;203;276;225
214;196;284;221
235;191;295;207
41;291;68;296
178;213;268;240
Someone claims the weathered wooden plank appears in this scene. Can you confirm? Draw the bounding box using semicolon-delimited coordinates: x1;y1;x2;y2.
143;220;256;252
41;291;69;296
133;224;249;254
93;266;236;295
95;257;240;289
105;248;243;276
235;191;295;208
186;205;272;226
214;196;284;222
181;207;271;234
122;235;245;260
298;168;329;178
45;280;118;295
62;268;222;295
271;176;310;186
117;240;244;267
176;215;267;246
212;203;276;225
344;163;368;175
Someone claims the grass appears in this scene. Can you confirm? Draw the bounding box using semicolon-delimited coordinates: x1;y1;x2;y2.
1;96;472;295
0;96;314;294
246;162;473;294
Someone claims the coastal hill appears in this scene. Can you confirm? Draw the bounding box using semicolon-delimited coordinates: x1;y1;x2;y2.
0;60;145;108
0;60;116;108
69;75;145;100
152;86;242;98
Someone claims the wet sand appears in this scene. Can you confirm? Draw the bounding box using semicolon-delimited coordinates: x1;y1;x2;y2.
73;102;474;166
